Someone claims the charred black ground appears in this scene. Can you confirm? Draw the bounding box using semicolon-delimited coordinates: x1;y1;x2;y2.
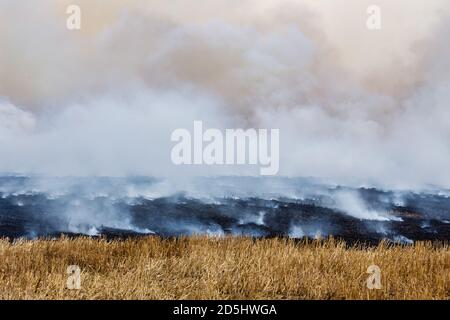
0;176;449;244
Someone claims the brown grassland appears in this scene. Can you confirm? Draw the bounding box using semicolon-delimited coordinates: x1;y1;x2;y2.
0;236;448;300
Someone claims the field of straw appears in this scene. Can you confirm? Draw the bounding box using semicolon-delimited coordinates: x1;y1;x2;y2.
0;236;448;300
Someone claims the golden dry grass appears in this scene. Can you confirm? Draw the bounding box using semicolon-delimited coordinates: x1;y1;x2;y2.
0;236;448;300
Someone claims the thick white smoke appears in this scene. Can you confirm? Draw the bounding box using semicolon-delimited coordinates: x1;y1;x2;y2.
0;0;450;189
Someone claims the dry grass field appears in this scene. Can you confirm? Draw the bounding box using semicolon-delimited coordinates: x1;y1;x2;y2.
0;236;448;300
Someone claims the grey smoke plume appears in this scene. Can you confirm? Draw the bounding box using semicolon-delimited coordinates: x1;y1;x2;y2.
0;0;450;188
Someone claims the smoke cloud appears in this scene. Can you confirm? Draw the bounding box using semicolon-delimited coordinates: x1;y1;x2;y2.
1;0;450;188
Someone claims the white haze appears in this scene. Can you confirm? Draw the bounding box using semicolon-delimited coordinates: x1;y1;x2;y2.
0;0;450;189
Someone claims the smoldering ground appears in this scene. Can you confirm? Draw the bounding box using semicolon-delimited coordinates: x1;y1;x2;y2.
0;1;450;241
0;176;449;243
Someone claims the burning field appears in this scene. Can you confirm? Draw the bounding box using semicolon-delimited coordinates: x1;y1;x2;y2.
1;0;450;301
0;176;449;300
1;176;449;244
0;236;448;300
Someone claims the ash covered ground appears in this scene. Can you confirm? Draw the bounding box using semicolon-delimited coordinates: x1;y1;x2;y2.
0;176;449;244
